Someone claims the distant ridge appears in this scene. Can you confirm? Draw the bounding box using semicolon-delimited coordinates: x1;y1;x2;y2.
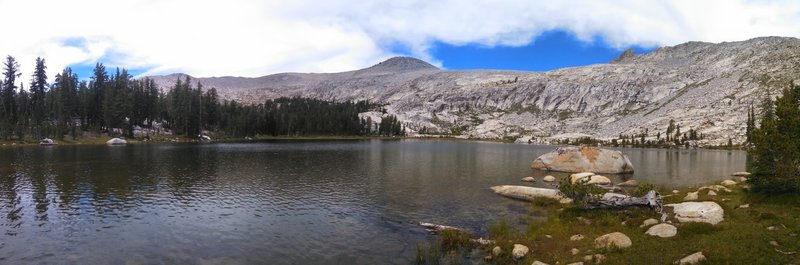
144;36;800;145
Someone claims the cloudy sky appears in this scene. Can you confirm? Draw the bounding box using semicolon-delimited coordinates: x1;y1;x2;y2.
1;0;799;81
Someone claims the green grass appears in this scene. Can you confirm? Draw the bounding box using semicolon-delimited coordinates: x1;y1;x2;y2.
420;184;800;264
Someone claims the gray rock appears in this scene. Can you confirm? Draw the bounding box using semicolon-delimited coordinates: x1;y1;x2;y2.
665;201;725;225
731;172;751;177
677;252;706;265
492;246;502;256
720;179;737;186
532;147;634;174
707;190;717;196
645;223;678;238
570;234;585;241
570;248;580;255
106;138;127;145
594;232;632;249
512;244;529;259
543;175;557;182
618;179;639;187
683;191;698;201
522;176;536;182
640;218;659;228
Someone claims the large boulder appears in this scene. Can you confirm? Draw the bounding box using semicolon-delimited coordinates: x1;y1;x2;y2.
490;185;573;203
665;201;724;225
531;146;634;174
39;138;56;145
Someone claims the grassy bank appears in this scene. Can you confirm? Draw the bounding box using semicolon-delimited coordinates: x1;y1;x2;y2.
418;182;800;264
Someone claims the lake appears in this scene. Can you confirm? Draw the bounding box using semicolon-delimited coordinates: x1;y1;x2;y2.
0;140;746;264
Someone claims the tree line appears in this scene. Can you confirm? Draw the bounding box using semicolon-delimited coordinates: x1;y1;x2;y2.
0;55;406;140
748;84;800;193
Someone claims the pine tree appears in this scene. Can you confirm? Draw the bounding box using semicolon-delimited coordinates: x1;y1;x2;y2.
1;56;20;139
750;87;800;193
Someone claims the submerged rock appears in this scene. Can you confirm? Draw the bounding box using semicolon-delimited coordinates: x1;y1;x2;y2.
618;179;639;187
594;232;632;249
521;176;536;182
531;146;634;174
666;201;725;225
490;185;573;203
645;223;677;238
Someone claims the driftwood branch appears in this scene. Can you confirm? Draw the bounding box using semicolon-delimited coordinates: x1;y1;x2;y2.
585;190;663;213
417;222;495;245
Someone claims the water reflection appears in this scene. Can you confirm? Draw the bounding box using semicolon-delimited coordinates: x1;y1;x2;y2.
0;141;746;264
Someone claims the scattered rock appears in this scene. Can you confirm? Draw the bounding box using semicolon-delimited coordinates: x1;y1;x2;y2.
618;179;639;187
492;246;502;256
545;234;553;239
738;177;748;182
571;248;580;255
570;172;596;183
738;204;749;209
707;190;717;196
483;255;492;261
672;190;679;194
731;171;751;177
543;175;556;182
767;226;779;231
645;223;678;238
522;176;536;182
665;201;725;225
531;261;550;265
584;255;594;262
106;137;127;145
640;218;659;228
577;217;592;225
531;146;634;174
720;179;737;186
721;198;730;201
39;138;56;145
512;244;529;259
770;240;779;246
594;232;632;249
491;185;573;203
594;254;606;264
584;175;612;185
683;191;698;201
566;262;584;265
570;234;585;241
677;252;706;265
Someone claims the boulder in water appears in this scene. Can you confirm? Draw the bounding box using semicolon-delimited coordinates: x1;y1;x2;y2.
106;138;127;145
531;146;634;174
39;138;56;145
490;185;573;203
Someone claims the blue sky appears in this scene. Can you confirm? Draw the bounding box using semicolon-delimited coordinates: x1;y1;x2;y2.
428;31;654;71
1;1;800;81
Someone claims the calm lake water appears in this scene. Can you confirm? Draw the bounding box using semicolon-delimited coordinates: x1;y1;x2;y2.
0;140;746;264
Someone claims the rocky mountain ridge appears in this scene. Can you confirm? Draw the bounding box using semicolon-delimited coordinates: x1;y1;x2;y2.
146;37;800;145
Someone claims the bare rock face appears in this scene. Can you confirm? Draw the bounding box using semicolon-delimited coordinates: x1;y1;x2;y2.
146;37;800;145
532;146;634;174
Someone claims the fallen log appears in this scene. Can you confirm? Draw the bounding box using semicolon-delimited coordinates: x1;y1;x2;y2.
491;185;663;213
588;190;663;213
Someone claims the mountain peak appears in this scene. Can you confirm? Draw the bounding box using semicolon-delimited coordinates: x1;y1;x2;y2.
610;48;637;63
364;56;439;72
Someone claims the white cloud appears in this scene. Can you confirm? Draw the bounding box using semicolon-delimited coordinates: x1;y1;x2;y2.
0;0;799;81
